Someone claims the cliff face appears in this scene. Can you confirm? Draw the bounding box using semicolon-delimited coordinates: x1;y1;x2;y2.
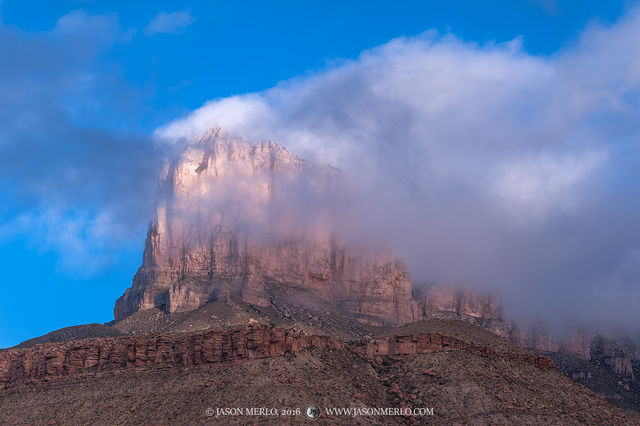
111;128;594;361
0;325;341;389
411;285;592;360
114;128;413;325
413;285;502;320
592;336;635;378
509;323;592;361
0;324;557;389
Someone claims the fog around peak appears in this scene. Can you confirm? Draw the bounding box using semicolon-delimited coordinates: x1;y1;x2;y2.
156;11;640;330
2;5;640;333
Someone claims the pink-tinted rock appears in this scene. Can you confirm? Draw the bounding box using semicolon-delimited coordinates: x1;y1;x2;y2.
414;284;502;320
0;325;557;390
114;128;413;325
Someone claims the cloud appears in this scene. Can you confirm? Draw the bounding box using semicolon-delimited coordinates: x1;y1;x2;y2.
0;208;137;274
0;12;167;274
156;10;640;330
53;10;128;42
488;150;605;220
2;5;640;331
144;10;195;35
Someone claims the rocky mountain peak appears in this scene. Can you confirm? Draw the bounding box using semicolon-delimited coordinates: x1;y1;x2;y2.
114;128;599;369
200;126;225;139
187;126;298;167
114;128;414;324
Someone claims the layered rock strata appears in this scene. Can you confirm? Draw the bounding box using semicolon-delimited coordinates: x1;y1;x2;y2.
110;128;595;364
0;324;556;389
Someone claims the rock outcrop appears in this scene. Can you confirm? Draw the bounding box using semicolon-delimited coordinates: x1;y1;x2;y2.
114;128;413;325
592;335;635;378
412;285;593;360
110;128;597;364
413;284;502;320
559;328;592;360
511;322;561;354
509;323;592;361
0;324;557;389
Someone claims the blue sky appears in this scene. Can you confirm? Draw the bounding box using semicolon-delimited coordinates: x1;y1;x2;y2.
0;0;638;348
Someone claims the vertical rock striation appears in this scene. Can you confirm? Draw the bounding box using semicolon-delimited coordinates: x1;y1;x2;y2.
111;127;597;362
114;128;413;324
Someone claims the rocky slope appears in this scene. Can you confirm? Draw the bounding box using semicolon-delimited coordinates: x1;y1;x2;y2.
110;128;591;353
0;323;558;389
1;320;636;425
103;127;640;416
114;128;413;326
110;129;589;346
550;350;640;415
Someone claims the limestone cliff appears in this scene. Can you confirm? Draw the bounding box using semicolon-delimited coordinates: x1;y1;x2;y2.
413;284;503;321
114;128;413;324
412;285;592;360
112;128;594;361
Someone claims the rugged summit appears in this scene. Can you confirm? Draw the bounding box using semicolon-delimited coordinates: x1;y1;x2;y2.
111;128;601;369
5;130;638;423
114;128;413;325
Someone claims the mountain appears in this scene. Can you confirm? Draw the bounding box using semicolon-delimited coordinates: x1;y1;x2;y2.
1;320;637;425
109;128;637;403
110;128;538;332
3;128;639;423
114;128;414;325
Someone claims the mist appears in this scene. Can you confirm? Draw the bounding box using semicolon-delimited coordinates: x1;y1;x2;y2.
156;10;640;331
1;5;639;332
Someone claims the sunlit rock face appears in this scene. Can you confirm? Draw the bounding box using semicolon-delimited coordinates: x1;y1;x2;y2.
114;128;414;324
112;128;601;363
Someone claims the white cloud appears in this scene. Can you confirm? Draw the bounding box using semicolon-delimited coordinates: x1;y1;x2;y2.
156;31;604;218
0;9;161;275
156;94;272;144
155;10;640;327
144;10;195;36
489;151;605;220
0;208;135;274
